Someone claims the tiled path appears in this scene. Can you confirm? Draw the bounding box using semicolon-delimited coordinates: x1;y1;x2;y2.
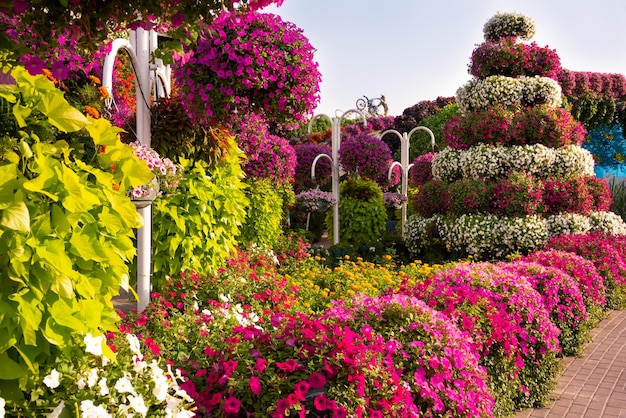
516;309;626;418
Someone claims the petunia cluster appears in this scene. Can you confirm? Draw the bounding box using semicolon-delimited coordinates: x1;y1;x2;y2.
295;189;337;213
127;141;183;198
174;10;321;127
338;134;399;189
293;142;333;192
482;12;536;42
558;69;626;99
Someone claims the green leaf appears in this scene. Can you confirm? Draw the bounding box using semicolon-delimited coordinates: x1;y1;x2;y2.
36;90;89;132
34;239;74;278
0;352;25;379
60;164;100;212
0;163;17;210
77;299;103;329
49;299;85;332
0;198;30;233
69;230;105;262
11;103;31;128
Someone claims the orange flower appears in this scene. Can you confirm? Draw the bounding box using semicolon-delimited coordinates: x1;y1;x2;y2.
110;163;116;172
88;75;101;84
41;68;57;84
85;105;100;118
112;183;120;191
97;144;107;154
98;86;110;100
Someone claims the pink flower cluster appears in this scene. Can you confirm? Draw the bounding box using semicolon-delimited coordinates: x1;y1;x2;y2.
293;143;332;192
409;152;435;186
545;232;626;309
397;262;561;413
443;105;586;150
558;69;626;99
469;37;561;80
175;10;321;126
413;174;609;217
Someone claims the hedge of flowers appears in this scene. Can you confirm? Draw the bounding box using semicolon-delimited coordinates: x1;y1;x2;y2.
469;37;561;80
431;144;594;182
442;105;586;150
455;75;562;114
396;262;561;416
174;10;321;126
558;69;626;99
412;173;610;217
293;143;332;192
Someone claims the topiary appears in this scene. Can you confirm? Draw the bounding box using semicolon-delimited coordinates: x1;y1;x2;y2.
326;175;387;247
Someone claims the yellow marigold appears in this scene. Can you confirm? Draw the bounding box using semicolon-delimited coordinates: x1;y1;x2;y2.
85;105;100;118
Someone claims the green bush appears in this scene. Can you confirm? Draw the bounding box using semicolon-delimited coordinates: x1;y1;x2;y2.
238;177;285;248
326;175;387;246
408;103;459;161
152;138;248;287
609;177;626;221
0;65;150;397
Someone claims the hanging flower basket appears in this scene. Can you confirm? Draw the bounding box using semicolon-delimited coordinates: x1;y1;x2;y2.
130;177;160;209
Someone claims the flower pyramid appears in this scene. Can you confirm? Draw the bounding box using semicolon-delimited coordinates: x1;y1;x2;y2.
407;12;626;259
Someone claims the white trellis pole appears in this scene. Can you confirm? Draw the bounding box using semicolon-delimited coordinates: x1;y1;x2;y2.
381;126;435;236
309;110;366;245
102;28;170;312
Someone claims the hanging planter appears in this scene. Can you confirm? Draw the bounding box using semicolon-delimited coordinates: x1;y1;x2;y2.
130;177;160;209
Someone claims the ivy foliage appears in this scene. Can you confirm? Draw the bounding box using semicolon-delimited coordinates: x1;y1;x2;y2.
0;64;152;393
151;137;249;287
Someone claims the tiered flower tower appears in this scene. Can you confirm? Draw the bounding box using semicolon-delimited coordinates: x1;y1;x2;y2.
407;12;626;260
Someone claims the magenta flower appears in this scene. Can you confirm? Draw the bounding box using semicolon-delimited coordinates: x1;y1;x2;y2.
249;376;262;395
307;372;327;390
223;396;241;415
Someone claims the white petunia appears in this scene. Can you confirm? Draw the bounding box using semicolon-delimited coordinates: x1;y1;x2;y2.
114;373;136;395
126;333;142;357
98;377;109;396
86;368;99;388
49;401;65;418
128;394;149;417
43;369;61;389
84;333;104;357
80;400;113;418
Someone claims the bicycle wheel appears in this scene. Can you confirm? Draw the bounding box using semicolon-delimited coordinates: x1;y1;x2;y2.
356;98;367;110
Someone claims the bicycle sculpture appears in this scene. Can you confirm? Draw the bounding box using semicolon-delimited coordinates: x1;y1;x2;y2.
356;94;389;116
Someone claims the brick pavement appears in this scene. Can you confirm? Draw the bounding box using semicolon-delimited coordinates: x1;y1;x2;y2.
516;309;626;418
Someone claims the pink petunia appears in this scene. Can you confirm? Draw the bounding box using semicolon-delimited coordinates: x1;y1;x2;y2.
249;376;262;395
223;396;241;415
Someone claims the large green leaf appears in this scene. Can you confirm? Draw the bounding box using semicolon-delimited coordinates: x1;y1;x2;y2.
36;89;89;133
0;352;25;379
0;163;17;210
69;229;106;262
60;164;100;212
49;299;85;332
34;239;73;278
0;198;30;233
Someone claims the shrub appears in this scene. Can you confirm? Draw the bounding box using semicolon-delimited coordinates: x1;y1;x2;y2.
239;178;285;248
491;171;544;217
398;262;561;415
407;104;459;161
545;232;626;309
521;249;606;326
408;152;435;186
412;180;449;217
0;66;149;390
608;177;626;221
324;294;495;417
499;261;591;356
326;176;387;246
152;140;249;285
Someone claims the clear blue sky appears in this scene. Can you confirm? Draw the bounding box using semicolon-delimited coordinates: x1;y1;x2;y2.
263;0;626;117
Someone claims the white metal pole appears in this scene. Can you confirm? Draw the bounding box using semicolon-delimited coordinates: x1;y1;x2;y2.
131;28;153;312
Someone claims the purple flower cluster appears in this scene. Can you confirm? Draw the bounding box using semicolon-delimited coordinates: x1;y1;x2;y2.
236;113;296;184
174;10;321;126
338;134;399;189
409;152;435;186
469;37;561;80
293;143;332;192
341;116;395;139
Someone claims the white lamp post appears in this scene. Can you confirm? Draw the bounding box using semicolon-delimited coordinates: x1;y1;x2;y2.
381;126;435;236
309;110;366;245
102;28;171;312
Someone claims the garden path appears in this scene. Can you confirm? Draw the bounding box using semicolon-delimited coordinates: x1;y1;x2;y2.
516;309;626;418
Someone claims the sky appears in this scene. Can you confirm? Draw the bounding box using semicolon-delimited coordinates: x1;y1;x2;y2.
263;0;626;118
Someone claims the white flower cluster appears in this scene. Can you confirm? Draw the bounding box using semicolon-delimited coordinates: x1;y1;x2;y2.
589;211;626;235
550;145;596;177
483;12;536;41
405;212;626;260
431;147;462;181
456;75;562;114
39;333;195;418
432;144;595;182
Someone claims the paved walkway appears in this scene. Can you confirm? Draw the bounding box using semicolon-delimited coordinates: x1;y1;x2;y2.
516;309;626;418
